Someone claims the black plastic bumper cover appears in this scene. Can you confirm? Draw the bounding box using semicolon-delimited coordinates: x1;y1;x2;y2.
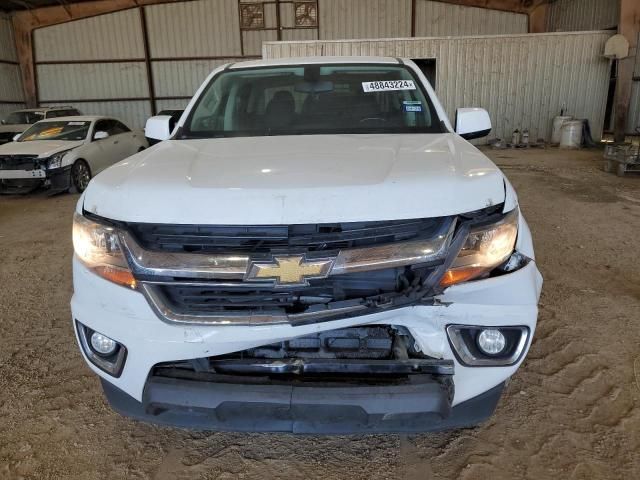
101;377;505;434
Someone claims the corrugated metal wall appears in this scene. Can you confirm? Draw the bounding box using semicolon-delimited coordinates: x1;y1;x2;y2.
0;14;25;119
34;9;145;60
263;31;613;143
319;0;413;39
33;8;149;128
547;0;619;32
414;1;527;36
152;59;242;98
27;0;534;127
144;0;251;114
318;0;527;40
145;0;241;57
30;0;267;127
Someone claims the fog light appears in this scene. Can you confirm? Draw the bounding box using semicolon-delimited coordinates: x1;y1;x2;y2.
76;321;127;377
447;325;529;367
90;332;117;356
477;329;506;355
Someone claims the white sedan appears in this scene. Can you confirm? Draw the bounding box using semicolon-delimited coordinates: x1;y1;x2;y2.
0;116;147;194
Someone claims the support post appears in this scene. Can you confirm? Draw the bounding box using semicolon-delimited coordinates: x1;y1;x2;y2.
12;16;37;107
528;3;547;34
139;6;157;115
614;0;640;142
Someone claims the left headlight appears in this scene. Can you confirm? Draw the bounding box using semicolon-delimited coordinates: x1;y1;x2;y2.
72;213;136;289
440;208;519;287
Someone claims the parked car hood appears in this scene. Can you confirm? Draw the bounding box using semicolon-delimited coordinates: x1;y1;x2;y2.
83;133;506;224
0;124;30;135
0;139;83;158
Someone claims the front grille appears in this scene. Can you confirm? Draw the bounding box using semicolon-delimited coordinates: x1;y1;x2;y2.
103;210;494;324
125;217;446;255
0;154;39;170
153;266;419;317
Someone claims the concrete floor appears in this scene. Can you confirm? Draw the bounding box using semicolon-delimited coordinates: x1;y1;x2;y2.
0;147;639;480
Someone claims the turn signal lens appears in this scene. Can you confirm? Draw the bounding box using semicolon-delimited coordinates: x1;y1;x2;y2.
439;266;487;288
440;209;519;288
73;213;136;289
93;265;136;289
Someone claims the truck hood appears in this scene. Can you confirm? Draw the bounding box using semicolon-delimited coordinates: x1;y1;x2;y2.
83;134;506;224
0;139;83;158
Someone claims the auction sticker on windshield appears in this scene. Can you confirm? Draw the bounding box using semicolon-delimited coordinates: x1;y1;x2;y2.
362;80;416;92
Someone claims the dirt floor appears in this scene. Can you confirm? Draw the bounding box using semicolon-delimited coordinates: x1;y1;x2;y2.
0;147;639;480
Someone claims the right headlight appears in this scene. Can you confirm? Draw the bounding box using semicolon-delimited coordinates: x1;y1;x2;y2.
440;208;519;287
72;213;136;289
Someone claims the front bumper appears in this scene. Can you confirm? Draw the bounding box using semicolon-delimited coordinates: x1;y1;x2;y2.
72;254;542;412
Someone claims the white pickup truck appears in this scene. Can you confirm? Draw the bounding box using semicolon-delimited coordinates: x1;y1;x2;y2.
71;56;542;433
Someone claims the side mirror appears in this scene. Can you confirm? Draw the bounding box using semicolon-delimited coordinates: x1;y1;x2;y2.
455;108;491;140
94;131;109;140
1;119;6;125
144;115;173;142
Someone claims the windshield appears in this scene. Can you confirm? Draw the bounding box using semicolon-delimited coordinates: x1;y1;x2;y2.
4;111;44;125
18;120;90;142
181;63;444;138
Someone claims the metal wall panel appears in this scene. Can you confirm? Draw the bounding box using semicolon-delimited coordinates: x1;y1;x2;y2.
34;9;144;61
279;2;296;29
263;32;612;142
547;0;619;32
40;100;151;129
264;3;278;28
0;15;22;109
242;30;279;56
0;103;25;121
145;0;241;58
282;28;319;42
0;15;17;62
152;59;244;97
0;63;23;102
37;63;148;101
414;1;528;36
156;98;190;112
319;0;412;40
626;33;640;134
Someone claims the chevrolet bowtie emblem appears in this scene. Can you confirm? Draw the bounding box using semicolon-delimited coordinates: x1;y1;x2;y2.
245;255;334;287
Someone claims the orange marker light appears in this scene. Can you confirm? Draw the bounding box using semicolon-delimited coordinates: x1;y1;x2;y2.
92;265;137;289
439;266;487;288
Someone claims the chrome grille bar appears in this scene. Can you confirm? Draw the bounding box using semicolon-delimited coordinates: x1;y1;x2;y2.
120;218;455;281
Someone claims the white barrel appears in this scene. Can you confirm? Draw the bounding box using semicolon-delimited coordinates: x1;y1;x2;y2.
560;120;583;148
552;115;572;144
